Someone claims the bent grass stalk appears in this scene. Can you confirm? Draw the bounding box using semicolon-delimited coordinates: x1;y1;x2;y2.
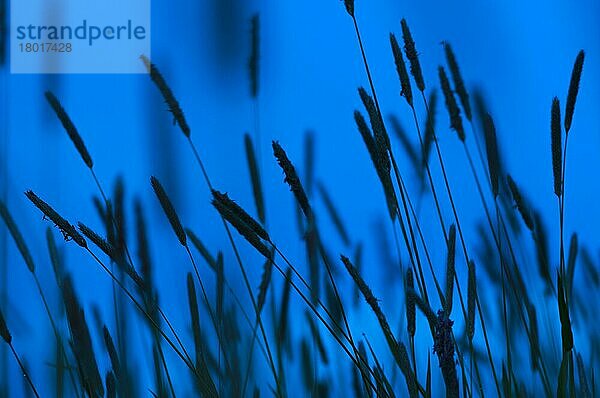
186;274;218;398
406;268;417;386
388;40;498;393
78;221;194;374
5;10;591;396
150;177;235;381
0;309;41;398
351;17;435;312
212;186;371;374
0;200;81;397
352;20;479;395
558;51;584;312
396;23;489;383
84;246;198;376
45;90;144;382
25;190;202;383
388;40;449;304
244;133;266;225
347;9;433;308
248;15;264;181
272;251;379;390
397;175;445;306
360;94;429;304
419;57;503;398
444;50;552;392
213;191;381;388
142;56;281;395
185;229;264;344
341;255;419;398
271;141;361;363
443;45;492;200
60;276;104;397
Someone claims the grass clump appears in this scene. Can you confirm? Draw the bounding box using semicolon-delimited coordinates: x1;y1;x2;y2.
0;6;596;398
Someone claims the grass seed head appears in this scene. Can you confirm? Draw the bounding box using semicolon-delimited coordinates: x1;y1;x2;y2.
25;191;87;248
483;113;500;198
354;111;398;220
45;91;94;169
257;256;273;314
186;228;218;272
433;310;459;397
390;33;413;107
444;225;456;316
467;261;476;341
565;50;584;134
0;200;35;273
244;133;266;224
506;175;534;231
272;141;313;220
358;87;391;173
212;190;269;241
439;66;465;141
342;255;417;397
249;15;260;98
135;200;154;296
150;176;187;247
61;276;104;397
78;222;120;263
343;0;354;17
406;268;416;337
78;222;144;288
102;326;122;378
401;19;425;92
444;43;472;121
551;97;562;197
141;55;191;138
422;90;437;168
0;309;11;344
212;198;273;260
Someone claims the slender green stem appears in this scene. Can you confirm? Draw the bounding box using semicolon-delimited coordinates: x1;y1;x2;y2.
187;138;282;397
156;338;177;398
410;105;448;242
316;232;362;369
184;246;234;378
272;246;358;346
271;246;384;384
269;252;380;391
461;137;553;395
398;176;445;305
32;274;81;398
559;136;569;288
421;92;501;395
90;168;126;379
392;161;429;303
350;16;428;304
467;121;491;190
9;343;40;398
497;204;512;390
496;214;553;397
351;20;474;395
85;248;197;375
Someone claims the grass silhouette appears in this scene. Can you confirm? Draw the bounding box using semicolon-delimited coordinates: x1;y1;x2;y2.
0;4;595;397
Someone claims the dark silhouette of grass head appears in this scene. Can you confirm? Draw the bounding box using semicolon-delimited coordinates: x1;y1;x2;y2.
45;91;93;169
25;191;87;248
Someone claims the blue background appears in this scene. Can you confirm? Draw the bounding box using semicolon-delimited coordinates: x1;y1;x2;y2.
0;0;599;395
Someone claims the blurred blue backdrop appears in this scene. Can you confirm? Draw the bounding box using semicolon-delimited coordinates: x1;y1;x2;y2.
0;0;599;396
